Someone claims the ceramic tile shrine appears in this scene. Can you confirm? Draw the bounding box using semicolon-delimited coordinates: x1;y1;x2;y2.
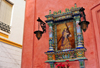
45;4;87;68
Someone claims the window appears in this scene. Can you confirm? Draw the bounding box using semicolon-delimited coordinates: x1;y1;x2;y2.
0;0;13;33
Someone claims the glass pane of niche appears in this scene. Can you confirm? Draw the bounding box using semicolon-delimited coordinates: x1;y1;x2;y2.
57;22;75;51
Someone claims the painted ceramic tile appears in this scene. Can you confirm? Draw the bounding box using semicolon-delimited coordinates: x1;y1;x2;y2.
57;22;75;50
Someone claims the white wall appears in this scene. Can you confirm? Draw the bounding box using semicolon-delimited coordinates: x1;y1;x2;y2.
8;0;26;45
0;0;25;68
0;42;22;68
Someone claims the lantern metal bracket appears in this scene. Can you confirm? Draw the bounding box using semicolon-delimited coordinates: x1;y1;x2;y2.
37;17;46;33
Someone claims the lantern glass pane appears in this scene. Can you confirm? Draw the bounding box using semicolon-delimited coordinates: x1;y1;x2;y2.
81;22;87;32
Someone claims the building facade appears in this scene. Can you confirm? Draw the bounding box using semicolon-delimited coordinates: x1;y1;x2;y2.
22;0;100;68
0;0;25;68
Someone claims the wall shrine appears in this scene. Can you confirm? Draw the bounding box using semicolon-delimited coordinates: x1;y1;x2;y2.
21;0;100;68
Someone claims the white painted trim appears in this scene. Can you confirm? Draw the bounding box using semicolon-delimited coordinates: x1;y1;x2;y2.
10;5;14;26
0;30;10;35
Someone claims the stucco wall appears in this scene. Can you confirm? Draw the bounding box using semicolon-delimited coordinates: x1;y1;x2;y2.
8;0;25;45
22;0;100;68
0;41;22;68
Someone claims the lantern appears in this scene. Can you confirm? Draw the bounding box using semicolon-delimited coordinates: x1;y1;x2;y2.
34;17;46;40
79;7;90;32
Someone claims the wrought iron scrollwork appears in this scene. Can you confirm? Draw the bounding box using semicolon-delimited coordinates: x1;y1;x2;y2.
0;21;10;33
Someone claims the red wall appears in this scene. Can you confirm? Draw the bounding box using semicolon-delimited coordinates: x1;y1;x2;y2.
21;0;100;68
